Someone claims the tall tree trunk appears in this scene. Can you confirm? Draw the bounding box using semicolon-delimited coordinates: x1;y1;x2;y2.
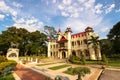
25;49;28;56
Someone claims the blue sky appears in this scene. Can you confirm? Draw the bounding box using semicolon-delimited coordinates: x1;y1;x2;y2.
0;0;120;39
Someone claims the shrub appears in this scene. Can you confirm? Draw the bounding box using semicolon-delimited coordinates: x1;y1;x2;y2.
80;54;86;65
0;73;15;80
102;54;108;65
64;67;91;76
0;60;17;71
69;55;81;64
0;56;7;63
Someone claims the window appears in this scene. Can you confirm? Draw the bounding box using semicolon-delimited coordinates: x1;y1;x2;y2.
60;42;64;47
72;41;74;46
51;45;52;48
77;41;80;46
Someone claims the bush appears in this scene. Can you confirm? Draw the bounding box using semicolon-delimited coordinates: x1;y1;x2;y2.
0;56;7;63
102;54;108;65
69;55;81;64
64;67;91;76
80;55;86;65
0;60;17;71
0;73;15;80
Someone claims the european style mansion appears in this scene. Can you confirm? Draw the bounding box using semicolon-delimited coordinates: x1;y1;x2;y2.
47;27;101;60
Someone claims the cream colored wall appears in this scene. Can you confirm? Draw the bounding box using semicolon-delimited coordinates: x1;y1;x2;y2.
48;29;101;60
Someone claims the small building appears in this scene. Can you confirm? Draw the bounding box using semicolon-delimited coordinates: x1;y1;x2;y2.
47;27;101;60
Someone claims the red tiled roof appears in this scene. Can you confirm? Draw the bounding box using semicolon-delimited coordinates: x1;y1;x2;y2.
71;32;85;38
57;36;68;43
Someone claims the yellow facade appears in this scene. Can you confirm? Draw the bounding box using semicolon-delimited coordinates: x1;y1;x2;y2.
48;27;101;60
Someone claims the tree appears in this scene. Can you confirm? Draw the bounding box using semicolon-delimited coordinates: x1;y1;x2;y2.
100;39;113;56
0;27;47;56
107;21;120;54
87;36;100;60
44;26;57;39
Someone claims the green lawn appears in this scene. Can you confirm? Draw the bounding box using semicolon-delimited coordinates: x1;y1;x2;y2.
86;60;103;65
108;58;120;67
0;73;15;80
36;63;56;66
48;64;71;70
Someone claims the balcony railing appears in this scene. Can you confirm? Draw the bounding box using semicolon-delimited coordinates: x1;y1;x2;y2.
58;46;68;50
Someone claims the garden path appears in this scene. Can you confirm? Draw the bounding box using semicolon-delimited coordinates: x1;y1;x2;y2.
13;64;47;80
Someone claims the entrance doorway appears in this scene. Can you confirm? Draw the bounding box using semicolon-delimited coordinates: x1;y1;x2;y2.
62;52;66;59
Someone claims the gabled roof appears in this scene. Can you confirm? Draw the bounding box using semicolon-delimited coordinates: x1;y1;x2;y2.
57;36;68;43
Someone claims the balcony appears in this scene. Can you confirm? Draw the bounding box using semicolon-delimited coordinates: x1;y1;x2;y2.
59;46;68;51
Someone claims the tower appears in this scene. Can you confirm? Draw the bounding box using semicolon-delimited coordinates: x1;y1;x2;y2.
57;28;62;41
47;38;51;57
65;28;72;58
85;27;101;60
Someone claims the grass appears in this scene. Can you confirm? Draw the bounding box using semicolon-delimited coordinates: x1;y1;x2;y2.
86;60;103;64
108;58;120;67
36;63;56;66
0;73;15;80
48;64;71;70
64;70;74;75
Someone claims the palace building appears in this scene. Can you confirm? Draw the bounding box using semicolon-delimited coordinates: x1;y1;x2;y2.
47;27;101;60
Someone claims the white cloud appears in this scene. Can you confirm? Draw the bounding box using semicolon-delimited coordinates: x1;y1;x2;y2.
84;0;95;9
55;0;103;33
58;5;64;10
13;16;43;32
55;0;116;35
0;0;9;12
70;12;79;18
0;0;17;17
61;11;69;17
95;3;103;14
12;2;23;8
52;0;57;3
0;14;5;20
116;9;120;12
105;4;115;14
77;0;86;3
62;0;71;5
9;9;17;17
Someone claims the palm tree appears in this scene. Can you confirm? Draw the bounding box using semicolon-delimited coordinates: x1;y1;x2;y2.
87;36;100;60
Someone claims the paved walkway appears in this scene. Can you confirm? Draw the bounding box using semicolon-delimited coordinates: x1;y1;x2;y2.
13;61;103;80
13;64;47;80
26;63;102;80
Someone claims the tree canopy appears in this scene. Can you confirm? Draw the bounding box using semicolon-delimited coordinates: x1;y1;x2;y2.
0;27;47;56
107;21;120;54
44;26;57;39
100;39;113;56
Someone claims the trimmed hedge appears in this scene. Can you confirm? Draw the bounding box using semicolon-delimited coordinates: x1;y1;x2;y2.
64;67;91;76
0;60;17;73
